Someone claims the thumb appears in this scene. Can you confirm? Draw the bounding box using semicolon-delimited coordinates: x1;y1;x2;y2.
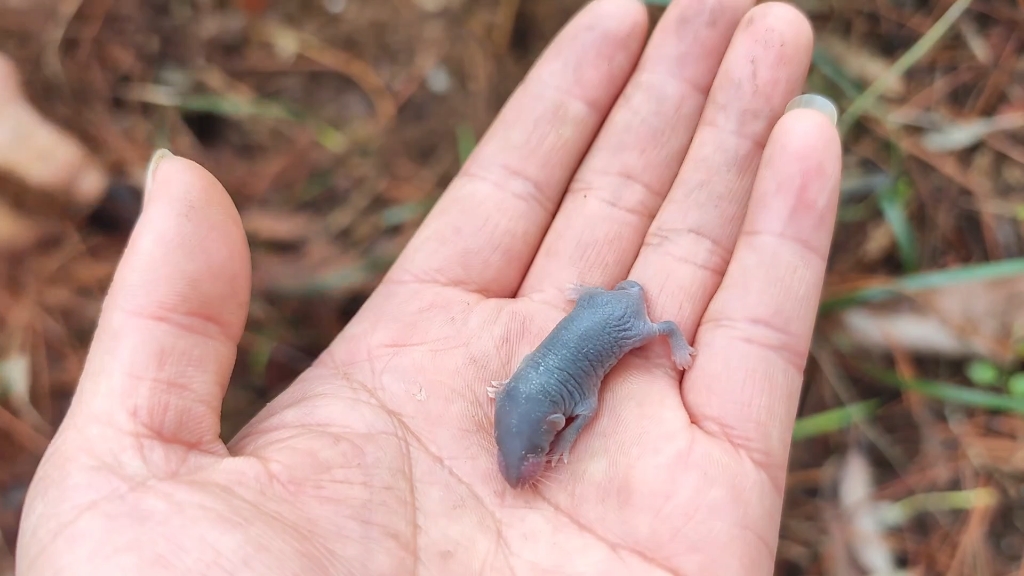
62;150;251;459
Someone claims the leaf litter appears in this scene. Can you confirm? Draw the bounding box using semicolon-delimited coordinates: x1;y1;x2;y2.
0;0;1022;573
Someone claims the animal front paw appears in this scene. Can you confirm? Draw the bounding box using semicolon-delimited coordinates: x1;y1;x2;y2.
486;379;506;398
548;445;571;465
565;281;586;301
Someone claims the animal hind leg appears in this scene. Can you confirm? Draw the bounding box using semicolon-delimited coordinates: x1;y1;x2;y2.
653;321;696;370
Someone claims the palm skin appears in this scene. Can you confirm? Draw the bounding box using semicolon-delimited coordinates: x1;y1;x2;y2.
14;0;842;574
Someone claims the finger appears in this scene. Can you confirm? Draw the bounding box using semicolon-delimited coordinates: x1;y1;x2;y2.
382;0;649;298
629;2;815;337
64;151;251;457
518;0;752;300
684;104;841;484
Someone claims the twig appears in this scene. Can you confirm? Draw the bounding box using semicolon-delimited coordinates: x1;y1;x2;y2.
810;337;908;468
970;32;1019;114
252;20;398;129
492;0;523;51
839;0;976;134
42;0;84;83
860;117;1004;259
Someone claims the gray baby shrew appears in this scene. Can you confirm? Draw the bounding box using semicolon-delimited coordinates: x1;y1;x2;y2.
487;280;696;488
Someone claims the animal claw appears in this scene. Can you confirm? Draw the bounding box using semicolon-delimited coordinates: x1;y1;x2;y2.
548;449;570;465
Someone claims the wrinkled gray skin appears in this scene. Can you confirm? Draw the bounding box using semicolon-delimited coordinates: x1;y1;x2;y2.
487;279;696;489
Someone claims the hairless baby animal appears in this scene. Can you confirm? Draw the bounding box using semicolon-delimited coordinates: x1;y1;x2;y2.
487;280;696;488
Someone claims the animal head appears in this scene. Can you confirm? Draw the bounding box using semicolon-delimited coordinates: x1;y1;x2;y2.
494;408;565;488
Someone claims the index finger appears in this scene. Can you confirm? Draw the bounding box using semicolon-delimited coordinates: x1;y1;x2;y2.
382;0;649;298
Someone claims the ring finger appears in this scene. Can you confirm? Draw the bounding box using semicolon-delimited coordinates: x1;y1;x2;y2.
516;0;753;303
629;2;817;349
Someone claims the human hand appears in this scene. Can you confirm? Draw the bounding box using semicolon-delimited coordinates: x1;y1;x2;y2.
15;0;841;574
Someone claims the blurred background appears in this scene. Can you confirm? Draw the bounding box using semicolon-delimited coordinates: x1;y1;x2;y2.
0;0;1021;573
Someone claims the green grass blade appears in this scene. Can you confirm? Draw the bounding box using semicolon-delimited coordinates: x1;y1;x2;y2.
838;0;975;134
876;176;919;272
792;399;881;441
819;257;1024;314
161;92;353;153
865;366;1024;413
878;488;999;526
177;93;297;121
456;123;477;166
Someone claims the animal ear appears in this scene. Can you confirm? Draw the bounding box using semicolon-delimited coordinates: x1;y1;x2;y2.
545;414;566;432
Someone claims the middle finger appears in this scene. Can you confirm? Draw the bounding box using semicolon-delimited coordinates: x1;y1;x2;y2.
516;0;754;302
630;2;816;351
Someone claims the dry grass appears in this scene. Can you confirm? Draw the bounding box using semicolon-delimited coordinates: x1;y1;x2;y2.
0;0;1022;573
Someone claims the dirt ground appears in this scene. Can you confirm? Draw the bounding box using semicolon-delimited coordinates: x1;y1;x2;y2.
0;0;1023;573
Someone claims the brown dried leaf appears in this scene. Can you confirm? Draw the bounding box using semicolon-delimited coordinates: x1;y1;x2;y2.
920;113;1024;153
834;306;982;358
913;275;1024;363
831;275;1024;363
837;447;901;575
961;435;1024;474
860;221;896;265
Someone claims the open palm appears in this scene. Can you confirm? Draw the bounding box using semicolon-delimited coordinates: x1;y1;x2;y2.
16;0;841;574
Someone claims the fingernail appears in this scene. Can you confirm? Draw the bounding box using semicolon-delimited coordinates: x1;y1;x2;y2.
145;148;174;194
785;93;838;126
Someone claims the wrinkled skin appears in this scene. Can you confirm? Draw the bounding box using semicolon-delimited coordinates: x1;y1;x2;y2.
491;280;696;488
15;0;841;575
